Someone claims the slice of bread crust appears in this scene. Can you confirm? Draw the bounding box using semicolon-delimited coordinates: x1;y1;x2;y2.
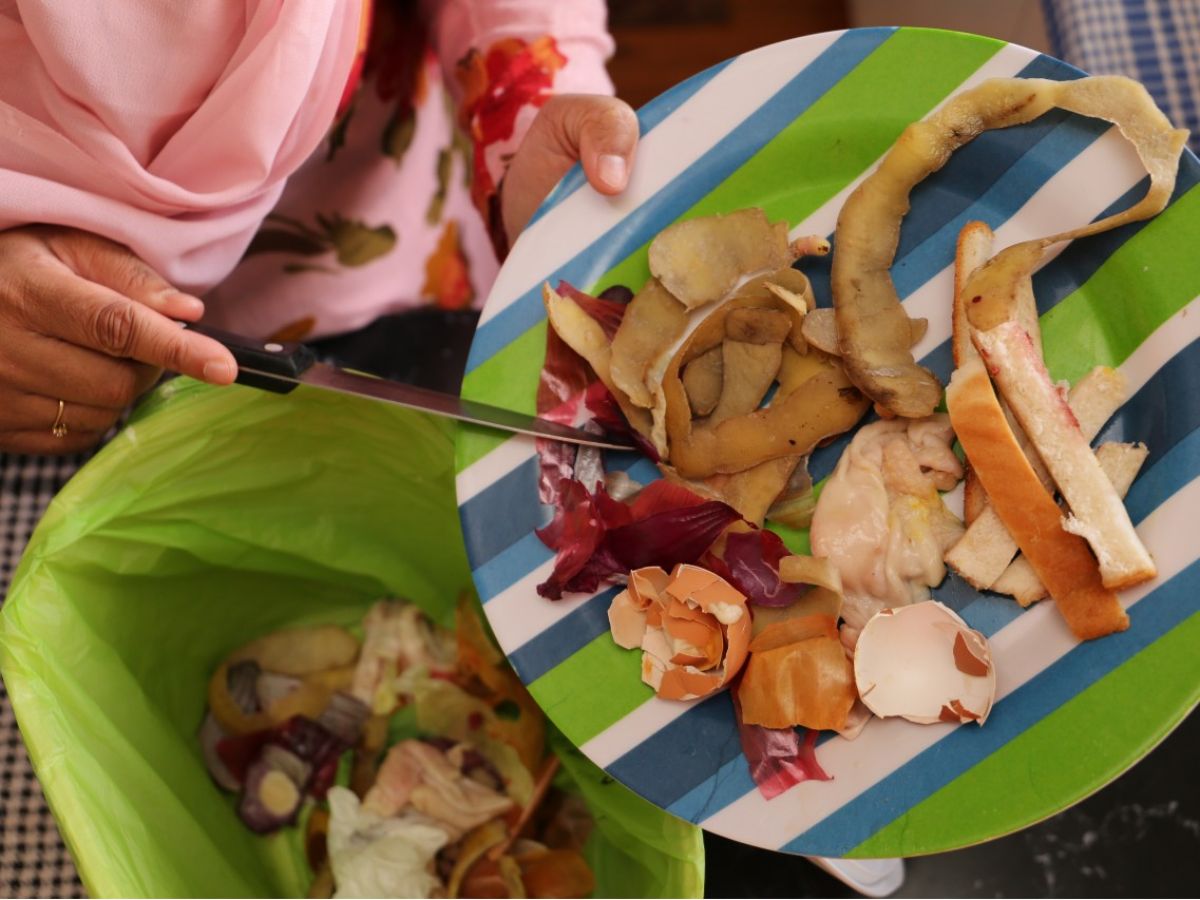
946;359;1128;640
973;322;1156;590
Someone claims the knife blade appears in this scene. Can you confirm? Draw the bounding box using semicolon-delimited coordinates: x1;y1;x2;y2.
184;322;635;451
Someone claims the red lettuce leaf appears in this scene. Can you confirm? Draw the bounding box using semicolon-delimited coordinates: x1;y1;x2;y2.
535;479;608;597
535;283;639;505
722;529;808;608
606;501;743;572
536;480;742;599
733;691;831;800
627;479;707;520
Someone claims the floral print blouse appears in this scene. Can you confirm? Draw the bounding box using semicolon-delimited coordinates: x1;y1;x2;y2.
202;0;616;341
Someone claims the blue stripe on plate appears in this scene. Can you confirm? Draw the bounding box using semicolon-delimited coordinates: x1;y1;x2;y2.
781;554;1200;856
459;457;544;571
1033;169;1200;310
891;115;1109;298
1123;424;1200;526
1096;337;1200;473
565;341;1200;819
526;59;736;229
803;53;1086;308
465;28;895;373
669;752;757;822
473;532;553;603
607;691;740;810
507;586;620;683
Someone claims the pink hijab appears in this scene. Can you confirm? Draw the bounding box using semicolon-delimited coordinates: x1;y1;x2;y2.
0;0;361;293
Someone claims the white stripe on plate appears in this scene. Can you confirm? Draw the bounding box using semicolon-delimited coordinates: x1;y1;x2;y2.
457;435;538;504
1119;294;1200;395
699;475;1200;848
786;43;1036;245
482;558;596;655
477;30;844;328
583;696;697;768
909;123;1148;360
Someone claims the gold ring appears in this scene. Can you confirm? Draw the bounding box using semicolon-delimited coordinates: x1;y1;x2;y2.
51;399;68;438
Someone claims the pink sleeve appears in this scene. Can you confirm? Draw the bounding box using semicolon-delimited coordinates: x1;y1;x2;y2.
0;0;362;293
421;0;616;251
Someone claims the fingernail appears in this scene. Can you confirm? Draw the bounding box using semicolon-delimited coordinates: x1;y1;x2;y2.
180;296;205;316
597;154;627;190
203;359;237;383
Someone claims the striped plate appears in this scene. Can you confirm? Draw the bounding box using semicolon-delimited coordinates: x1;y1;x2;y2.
454;27;1200;857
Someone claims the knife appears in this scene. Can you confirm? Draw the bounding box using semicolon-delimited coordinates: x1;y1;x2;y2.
184;322;635;451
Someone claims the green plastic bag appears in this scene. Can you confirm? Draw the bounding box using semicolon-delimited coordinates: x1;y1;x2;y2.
0;379;704;898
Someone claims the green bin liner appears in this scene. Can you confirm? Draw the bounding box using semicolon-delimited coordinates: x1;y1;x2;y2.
0;379;704;898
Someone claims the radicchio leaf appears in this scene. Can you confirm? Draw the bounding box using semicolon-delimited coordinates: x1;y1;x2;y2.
606;501;743;572
733;691;830;800
535;480;608;598
723;530;807;608
536;480;743;599
535;283;638;505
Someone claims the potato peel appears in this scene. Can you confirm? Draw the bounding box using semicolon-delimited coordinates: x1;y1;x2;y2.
648;209;793;309
610;278;688;409
834;74;1187;418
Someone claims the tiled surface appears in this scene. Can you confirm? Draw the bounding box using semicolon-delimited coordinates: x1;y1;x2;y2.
1;451;89;898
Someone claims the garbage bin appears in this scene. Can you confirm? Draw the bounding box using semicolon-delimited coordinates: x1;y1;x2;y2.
0;378;703;898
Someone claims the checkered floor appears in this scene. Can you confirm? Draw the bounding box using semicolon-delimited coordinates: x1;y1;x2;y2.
1;452;91;898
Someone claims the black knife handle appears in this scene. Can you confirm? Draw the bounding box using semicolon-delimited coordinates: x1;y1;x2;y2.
184;322;317;393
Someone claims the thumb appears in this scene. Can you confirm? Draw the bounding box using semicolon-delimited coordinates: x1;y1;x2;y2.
550;94;639;195
43;228;206;322
503;95;639;242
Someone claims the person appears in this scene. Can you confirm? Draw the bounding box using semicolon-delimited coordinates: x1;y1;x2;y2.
0;0;638;454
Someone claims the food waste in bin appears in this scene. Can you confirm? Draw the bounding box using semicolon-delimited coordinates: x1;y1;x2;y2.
200;597;594;899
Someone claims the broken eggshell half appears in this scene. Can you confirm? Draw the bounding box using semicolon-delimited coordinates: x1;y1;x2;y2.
853;600;996;726
608;564;751;702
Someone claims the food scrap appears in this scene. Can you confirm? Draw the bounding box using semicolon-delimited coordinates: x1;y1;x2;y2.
853;601;996;726
809;416;965;646
199;599;595;899
530;72;1185;804
609;564;750;701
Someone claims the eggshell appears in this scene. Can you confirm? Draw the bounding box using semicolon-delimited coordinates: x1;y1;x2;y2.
633;564;751;702
608;589;649;649
662;598;723;669
629;566;671;608
853;601;996;726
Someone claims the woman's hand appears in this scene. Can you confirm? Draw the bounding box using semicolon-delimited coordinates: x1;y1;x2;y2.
0;226;237;454
501;94;640;246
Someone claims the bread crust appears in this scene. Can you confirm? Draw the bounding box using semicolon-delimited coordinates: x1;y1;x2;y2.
946;359;1128;640
974;322;1156;589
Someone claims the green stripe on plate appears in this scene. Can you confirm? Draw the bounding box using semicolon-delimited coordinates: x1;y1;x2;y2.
590;29;1003;295
529;632;652;747
848;610;1200;858
1043;184;1200;384
457;323;546;471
